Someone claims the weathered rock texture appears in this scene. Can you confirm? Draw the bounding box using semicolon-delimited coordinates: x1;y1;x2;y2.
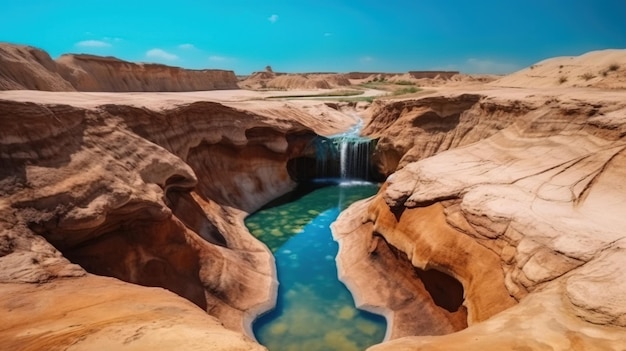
333;87;626;350
493;49;626;89
0;43;239;92
56;54;239;91
0;44;75;91
0;93;354;350
0;276;265;351
239;71;351;90
408;71;459;79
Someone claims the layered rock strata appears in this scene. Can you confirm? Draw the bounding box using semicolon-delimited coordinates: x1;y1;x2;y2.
0;44;75;91
0;43;239;92
56;54;239;92
239;71;351;90
333;88;626;349
0;94;353;350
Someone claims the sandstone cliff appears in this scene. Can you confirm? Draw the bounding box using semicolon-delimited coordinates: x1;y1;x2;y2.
56;54;239;92
333;87;626;350
0;92;354;350
0;43;239;92
0;44;75;91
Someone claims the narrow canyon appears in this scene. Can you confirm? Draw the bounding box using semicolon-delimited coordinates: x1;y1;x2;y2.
1;43;626;350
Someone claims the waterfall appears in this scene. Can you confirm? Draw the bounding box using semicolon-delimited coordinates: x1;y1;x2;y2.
340;141;349;179
287;117;377;182
327;118;374;181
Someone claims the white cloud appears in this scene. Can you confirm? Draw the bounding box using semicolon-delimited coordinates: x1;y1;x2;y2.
75;40;111;48
268;14;279;23
146;48;178;61
178;43;196;50
103;37;123;42
360;56;375;63
209;55;227;62
465;58;520;74
324;32;333;37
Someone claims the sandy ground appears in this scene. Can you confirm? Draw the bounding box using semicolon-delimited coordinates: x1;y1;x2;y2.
0;88;385;110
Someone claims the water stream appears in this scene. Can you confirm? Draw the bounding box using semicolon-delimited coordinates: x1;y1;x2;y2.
246;183;386;351
246;121;386;350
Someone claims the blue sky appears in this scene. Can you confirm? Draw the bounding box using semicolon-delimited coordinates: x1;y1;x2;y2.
2;0;625;74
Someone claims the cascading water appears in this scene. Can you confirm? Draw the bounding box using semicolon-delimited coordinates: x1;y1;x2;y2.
332;119;374;181
289;118;377;182
340;140;349;178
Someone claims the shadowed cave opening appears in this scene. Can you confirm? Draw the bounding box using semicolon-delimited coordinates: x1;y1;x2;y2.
414;265;465;313
43;215;209;310
371;232;468;331
36;185;228;312
166;190;227;247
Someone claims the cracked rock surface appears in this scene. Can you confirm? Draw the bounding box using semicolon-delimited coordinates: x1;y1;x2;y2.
334;87;626;350
0;90;356;350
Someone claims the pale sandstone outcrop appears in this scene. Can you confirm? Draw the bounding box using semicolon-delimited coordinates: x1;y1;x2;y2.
0;275;265;351
493;49;626;89
334;87;626;350
0;93;354;350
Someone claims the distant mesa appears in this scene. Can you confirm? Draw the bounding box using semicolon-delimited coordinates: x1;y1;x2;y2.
345;72;402;80
239;68;351;90
408;70;459;79
1;42;489;93
0;43;239;92
345;71;459;80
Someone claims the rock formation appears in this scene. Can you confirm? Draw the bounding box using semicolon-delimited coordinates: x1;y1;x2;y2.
333;86;626;349
408;71;459;79
0;91;355;350
493;49;626;89
239;71;351;90
0;44;75;91
0;43;239;92
3;44;626;350
56;54;239;91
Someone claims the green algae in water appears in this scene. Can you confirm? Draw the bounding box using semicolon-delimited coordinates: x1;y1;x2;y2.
246;183;386;351
246;183;380;253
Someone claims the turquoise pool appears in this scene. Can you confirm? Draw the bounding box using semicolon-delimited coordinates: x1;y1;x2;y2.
246;182;386;351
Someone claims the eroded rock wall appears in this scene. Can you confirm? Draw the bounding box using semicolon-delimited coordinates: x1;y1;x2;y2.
56;54;239;92
334;90;626;349
0;97;326;349
0;43;239;92
363;93;534;176
0;44;75;91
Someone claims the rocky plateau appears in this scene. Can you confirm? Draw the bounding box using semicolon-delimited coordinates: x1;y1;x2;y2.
0;44;238;92
1;43;626;350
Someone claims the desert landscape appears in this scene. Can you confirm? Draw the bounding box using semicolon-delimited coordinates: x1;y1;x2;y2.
1;40;626;351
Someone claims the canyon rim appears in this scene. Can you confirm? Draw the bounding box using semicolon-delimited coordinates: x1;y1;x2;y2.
1;43;626;351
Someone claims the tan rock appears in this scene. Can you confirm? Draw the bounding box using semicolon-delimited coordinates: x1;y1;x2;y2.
239;71;351;90
492;49;626;89
0;90;356;349
56;54;239;92
368;283;624;351
335;84;626;349
0;43;75;91
0;43;239;92
0;275;265;351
